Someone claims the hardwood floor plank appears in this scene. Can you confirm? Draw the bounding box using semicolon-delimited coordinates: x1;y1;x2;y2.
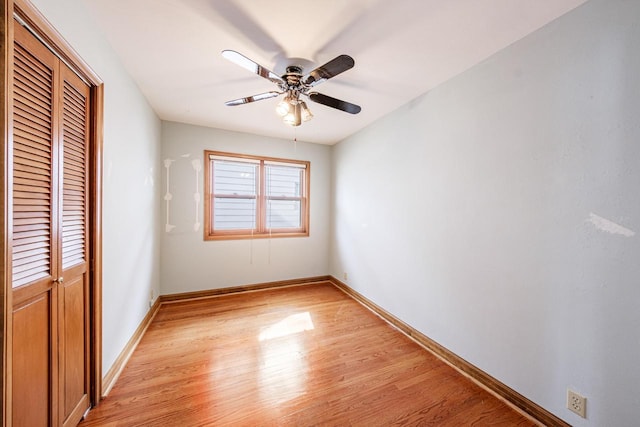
80;283;538;426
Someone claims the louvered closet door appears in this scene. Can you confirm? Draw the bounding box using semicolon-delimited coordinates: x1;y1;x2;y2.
12;23;60;427
11;22;92;427
59;62;91;427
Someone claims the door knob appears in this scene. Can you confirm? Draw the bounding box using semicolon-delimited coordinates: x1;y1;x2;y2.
54;277;64;284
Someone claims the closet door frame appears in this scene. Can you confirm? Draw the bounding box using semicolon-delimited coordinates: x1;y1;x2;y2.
1;0;104;424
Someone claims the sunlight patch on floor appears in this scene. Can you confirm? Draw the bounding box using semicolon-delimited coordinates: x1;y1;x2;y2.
258;312;314;341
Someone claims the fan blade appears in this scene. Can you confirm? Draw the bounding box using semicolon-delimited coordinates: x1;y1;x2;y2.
225;91;281;106
303;55;355;87
222;50;284;85
308;92;361;114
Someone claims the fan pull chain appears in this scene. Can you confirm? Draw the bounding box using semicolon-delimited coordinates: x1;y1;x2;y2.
268;229;272;265
249;229;254;264
267;166;272;265
293;128;297;152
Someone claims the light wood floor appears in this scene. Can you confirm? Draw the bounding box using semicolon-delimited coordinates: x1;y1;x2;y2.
80;283;537;426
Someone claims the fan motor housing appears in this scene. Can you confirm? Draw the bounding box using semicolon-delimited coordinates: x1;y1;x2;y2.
283;66;304;89
285;65;303;74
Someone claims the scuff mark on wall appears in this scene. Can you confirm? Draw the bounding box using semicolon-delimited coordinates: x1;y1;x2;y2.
144;167;154;186
164;159;176;232
587;212;635;237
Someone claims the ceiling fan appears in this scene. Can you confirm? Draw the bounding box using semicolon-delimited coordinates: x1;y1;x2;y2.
222;50;361;127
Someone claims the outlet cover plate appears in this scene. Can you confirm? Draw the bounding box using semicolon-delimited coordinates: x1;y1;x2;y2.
567;389;586;418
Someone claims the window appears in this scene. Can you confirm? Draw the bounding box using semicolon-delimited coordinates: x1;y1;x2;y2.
204;151;310;240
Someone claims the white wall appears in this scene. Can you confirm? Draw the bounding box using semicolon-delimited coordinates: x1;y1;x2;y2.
160;122;330;295
30;0;162;376
330;0;640;425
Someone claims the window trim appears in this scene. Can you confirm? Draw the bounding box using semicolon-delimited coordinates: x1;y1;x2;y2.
204;150;310;240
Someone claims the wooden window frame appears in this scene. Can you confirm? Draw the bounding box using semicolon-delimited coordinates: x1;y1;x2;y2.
204;150;310;240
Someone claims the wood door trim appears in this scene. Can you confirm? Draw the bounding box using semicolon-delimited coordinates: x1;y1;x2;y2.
2;0;104;424
1;2;15;425
88;81;103;407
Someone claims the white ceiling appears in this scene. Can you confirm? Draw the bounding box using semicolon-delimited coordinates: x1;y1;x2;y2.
82;0;587;145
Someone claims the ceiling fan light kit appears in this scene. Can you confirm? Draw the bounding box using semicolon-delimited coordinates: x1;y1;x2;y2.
223;50;361;127
300;101;313;122
282;100;302;127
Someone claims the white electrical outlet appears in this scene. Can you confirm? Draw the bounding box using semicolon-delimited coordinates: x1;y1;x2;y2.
343;272;348;280
567;389;586;418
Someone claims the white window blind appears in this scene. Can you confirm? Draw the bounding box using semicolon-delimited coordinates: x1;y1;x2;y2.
265;163;304;230
212;159;258;230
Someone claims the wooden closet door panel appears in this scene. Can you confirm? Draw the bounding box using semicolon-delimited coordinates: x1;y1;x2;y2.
61;273;89;427
11;22;60;426
12;293;57;427
59;65;91;427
